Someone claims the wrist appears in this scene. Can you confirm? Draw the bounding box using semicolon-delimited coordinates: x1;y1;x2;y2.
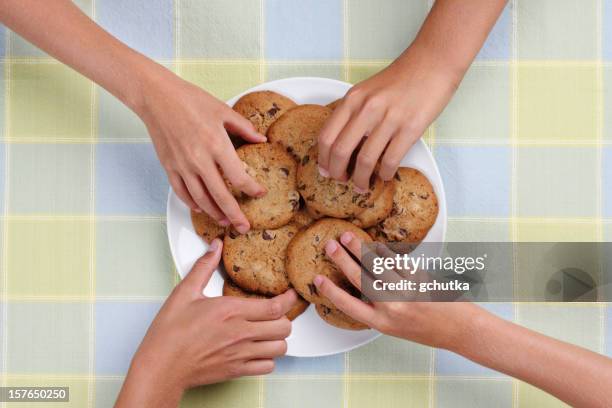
395;42;466;90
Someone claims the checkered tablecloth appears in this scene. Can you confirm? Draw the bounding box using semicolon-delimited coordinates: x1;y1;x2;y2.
0;0;611;407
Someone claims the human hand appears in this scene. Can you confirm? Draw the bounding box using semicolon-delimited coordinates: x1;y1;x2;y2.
137;68;267;234
313;231;482;350
117;239;296;407
317;46;461;191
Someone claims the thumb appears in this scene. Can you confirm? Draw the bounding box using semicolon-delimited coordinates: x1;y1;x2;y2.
224;112;267;143
183;238;223;295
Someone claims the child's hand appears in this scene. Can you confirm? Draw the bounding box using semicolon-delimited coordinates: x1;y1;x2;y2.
117;239;296;407
138;70;267;234
317;47;461;191
313;231;481;350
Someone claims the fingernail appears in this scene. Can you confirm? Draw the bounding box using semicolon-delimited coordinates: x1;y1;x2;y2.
354;186;367;194
194;208;202;213
236;223;250;234
218;218;231;227
318;166;329;177
325;240;338;255
314;275;324;286
340;231;353;245
207;238;221;253
257;188;268;197
258;133;267;141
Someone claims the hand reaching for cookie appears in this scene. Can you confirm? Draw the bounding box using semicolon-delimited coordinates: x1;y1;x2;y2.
139;69;268;233
314;232;612;408
116;239;297;408
317;0;508;191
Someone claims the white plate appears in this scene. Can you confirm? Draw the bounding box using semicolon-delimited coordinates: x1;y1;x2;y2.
166;77;447;357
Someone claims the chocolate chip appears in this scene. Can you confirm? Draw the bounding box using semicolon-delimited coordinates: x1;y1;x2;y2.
229;230;239;239
232;265;240;272
394;172;401;181
262;167;270;172
307;283;318;296
419;193;429;200
280;167;289;176
262;230;274;240
286;146;294;154
301;155;310;165
290;199;300;210
297;183;306;190
266;103;280;117
306;194;315;201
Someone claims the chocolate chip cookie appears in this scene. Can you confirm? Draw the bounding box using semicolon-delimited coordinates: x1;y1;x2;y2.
234;143;300;229
191;210;227;243
267;104;332;162
286;218;371;305
224;223;299;296
222;280;309;321
297;146;384;219
351;181;395;228
316;303;368;330
368;168;438;243
233;91;297;134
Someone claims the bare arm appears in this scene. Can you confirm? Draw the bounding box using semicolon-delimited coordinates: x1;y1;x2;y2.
314;233;612;408
318;0;508;189
0;0;265;233
460;311;612;408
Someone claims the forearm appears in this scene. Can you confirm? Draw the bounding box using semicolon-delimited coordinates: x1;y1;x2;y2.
397;0;507;79
115;350;183;408
0;0;167;114
456;308;612;408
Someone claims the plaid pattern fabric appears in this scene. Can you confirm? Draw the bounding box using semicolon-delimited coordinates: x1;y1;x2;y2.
0;0;611;407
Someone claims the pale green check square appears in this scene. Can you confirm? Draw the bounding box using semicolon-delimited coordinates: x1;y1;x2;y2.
7;219;91;297
348;0;429;59
95;379;123;408
96;219;174;297
518;0;597;59
7;303;89;373
180;379;259;408
348;378;430;408
9;62;92;141
348;63;387;84
265;379;342;408
179;0;260;58
436;65;509;142
436;379;512;408
446;220;511;242
348;335;430;374
266;63;343;82
180;63;260;101
9;144;92;214
518;304;601;352
516;148;597;217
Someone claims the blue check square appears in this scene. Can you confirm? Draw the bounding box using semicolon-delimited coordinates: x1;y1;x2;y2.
435;146;511;217
96;0;174;59
95;302;162;375
265;0;343;60
0;26;5;56
476;3;511;60
604;0;612;60
95;143;168;215
436;303;513;376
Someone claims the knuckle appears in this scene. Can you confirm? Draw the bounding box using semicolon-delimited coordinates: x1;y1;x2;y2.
357;151;377;168
331;145;350;161
346;86;364;101
226;363;243;378
281;318;292;337
362;95;384;113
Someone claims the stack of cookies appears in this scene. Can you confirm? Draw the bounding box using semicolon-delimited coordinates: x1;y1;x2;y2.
191;90;439;330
